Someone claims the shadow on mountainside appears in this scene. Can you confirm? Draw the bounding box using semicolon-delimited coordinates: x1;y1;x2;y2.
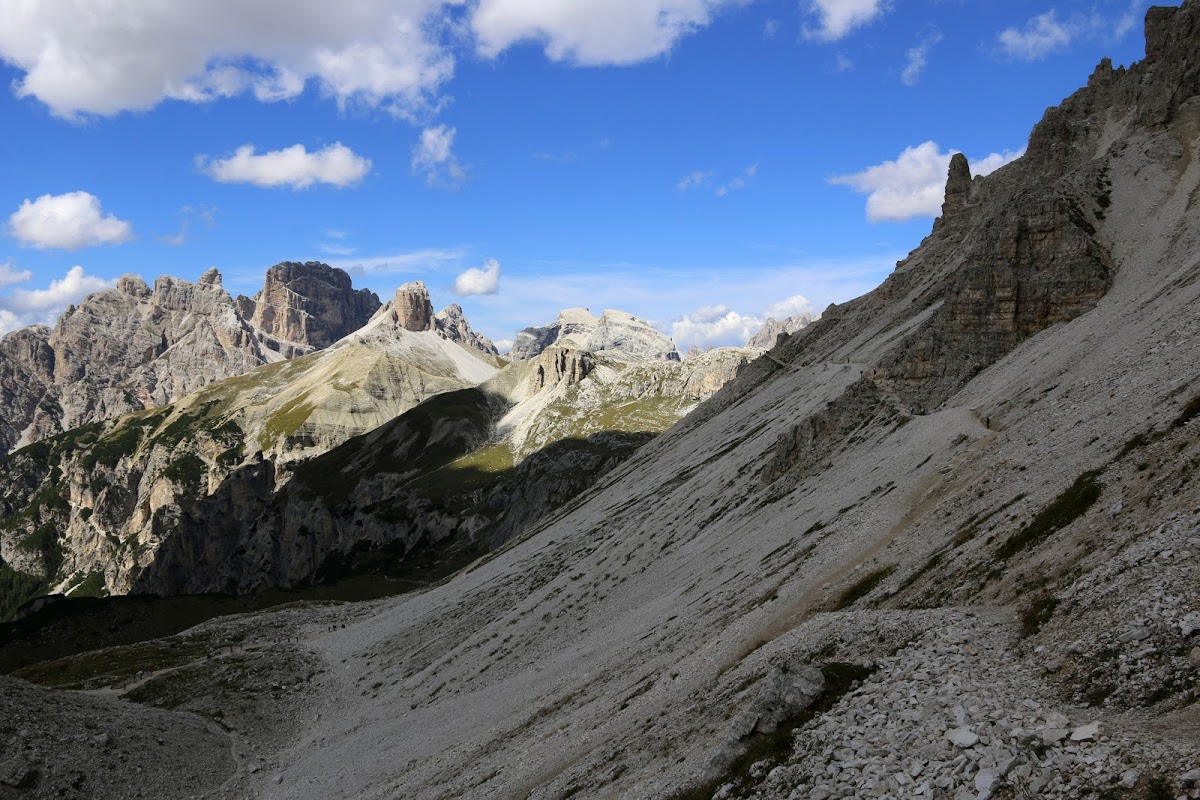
0;386;660;669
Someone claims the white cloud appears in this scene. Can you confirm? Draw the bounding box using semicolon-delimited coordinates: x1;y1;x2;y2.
764;293;816;321
200;143;371;189
7;191;133;250
0;261;32;289
834;53;855;72
0;1;458;119
829;141;1025;222
901;29;942;86
672;305;760;351
412;125;468;188
804;0;889;41
472;0;738;65
493;338;514;353
453;259;501;296
0;265;115;333
997;11;1074;61
670;294;815;351
1115;0;1148;37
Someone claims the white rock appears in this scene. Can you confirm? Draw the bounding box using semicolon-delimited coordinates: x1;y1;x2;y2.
1070;722;1103;742
945;728;979;748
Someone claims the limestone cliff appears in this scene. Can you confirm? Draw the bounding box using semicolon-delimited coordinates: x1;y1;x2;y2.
0;262;379;456
235;261;381;357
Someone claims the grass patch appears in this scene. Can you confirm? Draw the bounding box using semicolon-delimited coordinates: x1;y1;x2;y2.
834;565;896;610
997;469;1102;560
68;571;107;599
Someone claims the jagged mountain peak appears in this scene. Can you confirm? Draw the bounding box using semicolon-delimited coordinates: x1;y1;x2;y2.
0;260;380;456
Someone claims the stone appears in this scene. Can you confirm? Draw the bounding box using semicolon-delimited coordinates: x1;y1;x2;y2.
1179;612;1200;637
1070;722;1102;742
1041;729;1069;744
1119;627;1152;643
1043;711;1069;729
1120;768;1141;789
944;728;979;748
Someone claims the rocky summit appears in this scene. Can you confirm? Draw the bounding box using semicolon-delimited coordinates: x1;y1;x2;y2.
4;5;1200;800
0;279;501;601
0;261;379;457
235;261;381;357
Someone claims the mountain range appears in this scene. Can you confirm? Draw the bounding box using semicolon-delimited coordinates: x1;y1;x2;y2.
2;5;1200;800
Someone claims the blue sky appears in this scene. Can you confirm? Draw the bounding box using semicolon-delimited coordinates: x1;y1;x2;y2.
0;0;1153;350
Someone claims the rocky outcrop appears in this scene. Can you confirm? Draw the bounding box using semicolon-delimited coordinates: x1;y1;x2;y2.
510;308;599;360
376;282;435;332
434;304;500;356
529;348;593;391
747;313;815;349
510;308;679;362
235;261;380;357
0;262;380;456
586;310;680;362
941;152;973;217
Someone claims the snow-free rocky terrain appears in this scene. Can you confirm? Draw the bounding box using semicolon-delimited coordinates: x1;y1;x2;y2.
5;4;1200;799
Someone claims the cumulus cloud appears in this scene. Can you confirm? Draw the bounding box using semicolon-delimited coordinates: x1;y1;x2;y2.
472;0;737;65
412;125;468;188
453;259;501;296
0;1;458;119
0;265;114;333
996;11;1075;60
804;0;889;41
901;29;942;86
0;2;748;119
0;261;32;289
199;143;372;189
829;141;1025;222
7;191;133;250
493;338;514;354
671;293;816;351
764;294;816;321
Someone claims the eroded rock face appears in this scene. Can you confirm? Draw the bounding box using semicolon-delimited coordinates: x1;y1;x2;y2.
747;313;815;349
0;262;379;456
369;282;435;332
510;308;599;360
586;310;680;362
235;261;380;357
510;308;680;362
941;152;973;217
529;347;594;391
435;304;500;356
